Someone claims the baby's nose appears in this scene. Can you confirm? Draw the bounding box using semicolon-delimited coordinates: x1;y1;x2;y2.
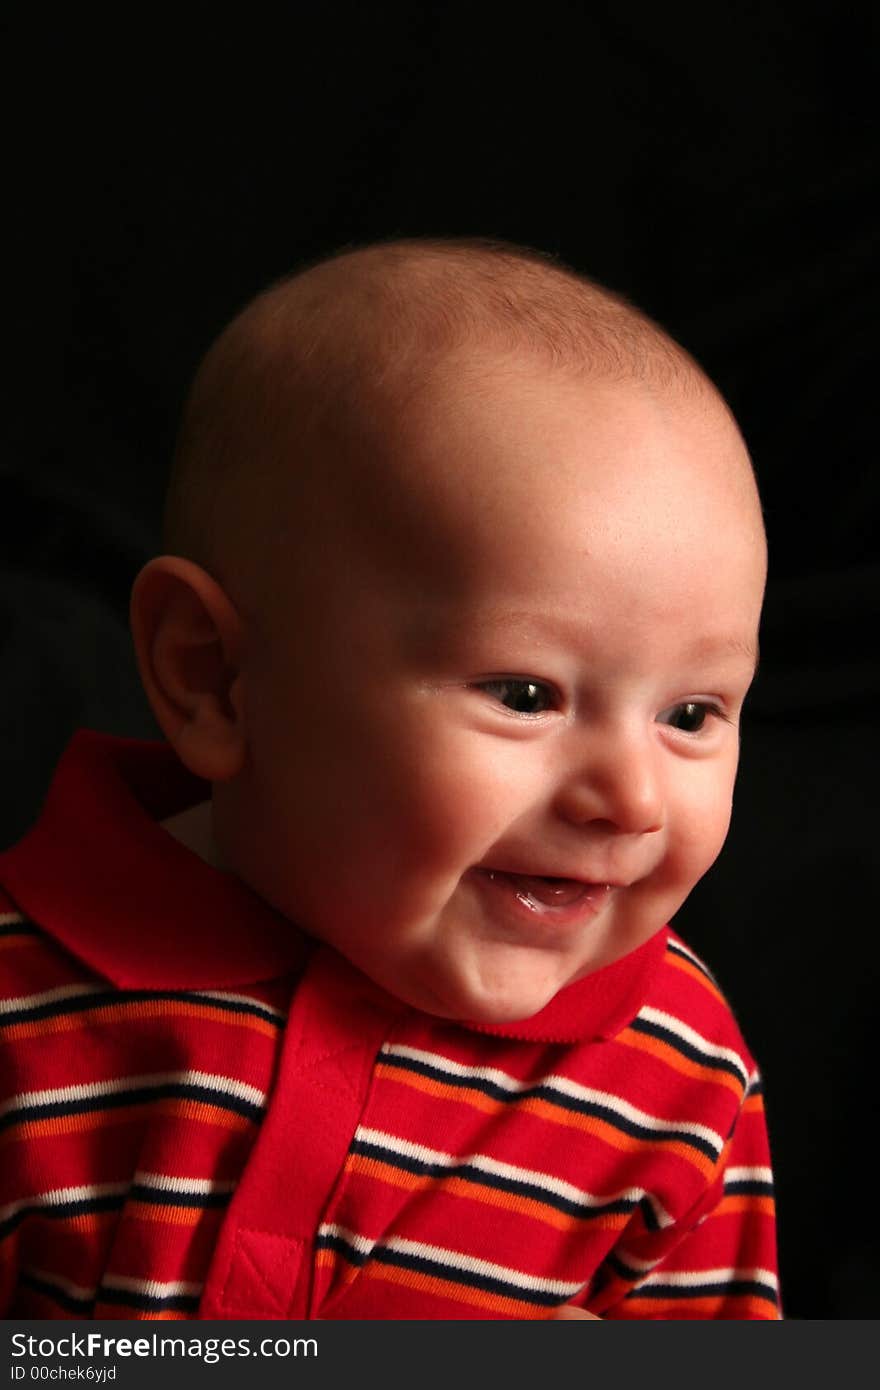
554;724;664;835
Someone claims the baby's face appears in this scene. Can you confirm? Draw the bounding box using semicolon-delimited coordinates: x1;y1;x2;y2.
227;362;765;1023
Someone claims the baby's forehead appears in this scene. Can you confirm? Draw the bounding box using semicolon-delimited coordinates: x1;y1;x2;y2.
354;350;740;502
320;362;761;589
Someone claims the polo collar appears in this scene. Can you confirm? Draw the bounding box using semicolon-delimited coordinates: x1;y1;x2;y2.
0;730;667;1040
0;730;309;990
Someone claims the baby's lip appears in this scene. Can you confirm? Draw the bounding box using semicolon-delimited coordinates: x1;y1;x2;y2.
476;864;626;890
493;873;597;907
473;867;621;907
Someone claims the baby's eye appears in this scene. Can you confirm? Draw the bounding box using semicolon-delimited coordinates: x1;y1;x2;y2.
657;701;720;733
476;679;557;715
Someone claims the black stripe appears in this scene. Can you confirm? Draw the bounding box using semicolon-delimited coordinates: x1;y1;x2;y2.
0;1192;126;1241
629;1278;779;1306
316;1231;372;1267
724;1179;774;1197
0;987;283;1030
381;1048;520;1102
21;1271;95;1314
130;1183;232;1210
630;1016;747;1085
606;1251;657;1282
666;940;718;985
351;1137;636;1222
0;922;39;938
638;1197;663;1233
2;1182;235;1241
316;1233;563;1308
381;1052;720;1162
0;1081;264;1135
99;1285;201;1313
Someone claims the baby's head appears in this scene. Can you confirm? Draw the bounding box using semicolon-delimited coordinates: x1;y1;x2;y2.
132;240;766;1024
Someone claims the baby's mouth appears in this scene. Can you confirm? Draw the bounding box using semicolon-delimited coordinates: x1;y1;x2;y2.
489;872;594;907
480;869;612;916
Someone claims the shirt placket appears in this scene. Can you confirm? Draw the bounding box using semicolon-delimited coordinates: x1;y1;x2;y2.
198;946;401;1319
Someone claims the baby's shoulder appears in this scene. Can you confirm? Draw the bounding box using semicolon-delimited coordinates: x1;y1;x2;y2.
0;896;107;1093
651;931;755;1050
609;928;761;1103
0;897;75;1010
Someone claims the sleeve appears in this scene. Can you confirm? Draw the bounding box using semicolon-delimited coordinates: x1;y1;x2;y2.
586;1069;781;1320
0;912;27;1315
0;905;67;1318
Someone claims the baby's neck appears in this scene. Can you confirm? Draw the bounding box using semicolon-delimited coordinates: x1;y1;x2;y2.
161;800;225;869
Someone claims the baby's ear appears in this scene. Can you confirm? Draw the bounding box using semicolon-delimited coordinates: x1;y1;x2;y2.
130;557;246;781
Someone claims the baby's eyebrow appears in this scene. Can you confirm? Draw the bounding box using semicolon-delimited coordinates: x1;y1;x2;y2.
413;607;761;675
469;612;761;663
684;633;761;672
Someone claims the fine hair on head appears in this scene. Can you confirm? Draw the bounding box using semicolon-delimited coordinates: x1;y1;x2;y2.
163;236;721;584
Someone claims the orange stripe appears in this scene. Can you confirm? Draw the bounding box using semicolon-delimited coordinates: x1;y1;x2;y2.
518;1098;717;1178
1;1097;255;1145
316;1248;361;1287
715;1193;775;1218
93;1303;192;1320
616;1028;745;1098
345;1153;628;1234
128;1201;225;1227
743;1093;764;1114
0;933;33;952
619;1292;779;1319
376;1062;501;1112
376;1067;715;1178
361;1259;555;1318
667;952;727;1005
16;1211;119;1235
3;1000;279;1042
317;1244;565;1317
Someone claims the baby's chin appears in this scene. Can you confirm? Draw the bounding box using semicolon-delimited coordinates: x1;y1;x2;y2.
387;948;582;1026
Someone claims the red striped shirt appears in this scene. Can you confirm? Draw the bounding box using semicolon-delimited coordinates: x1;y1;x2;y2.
0;732;779;1319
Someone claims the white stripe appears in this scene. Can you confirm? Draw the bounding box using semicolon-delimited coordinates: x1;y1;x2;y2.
726;1166;773;1184
355;1126;675;1227
0;911;26;927
382;1044;724;1154
319;1223;378;1257
524;1073;724;1153
0;983;102;1016
612;1249;666;1275
0;1070;266;1119
640;1265;779;1293
0;981;284;1024
194;990;285;1021
320;1223;583;1298
102;1274;202;1298
23;1267;97;1302
0;1182;130;1226
667;938;717;979
383;1234;583;1297
133;1171;236;1196
382;1044;534;1094
1;1172;237;1226
637;1007;750;1083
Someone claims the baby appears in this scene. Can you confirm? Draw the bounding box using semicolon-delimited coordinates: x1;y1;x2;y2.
0;239;778;1320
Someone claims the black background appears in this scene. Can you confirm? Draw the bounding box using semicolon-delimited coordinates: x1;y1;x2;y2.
4;5;878;1319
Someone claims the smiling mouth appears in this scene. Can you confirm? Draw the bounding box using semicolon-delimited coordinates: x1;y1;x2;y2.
488;871;603;907
474;869;613;922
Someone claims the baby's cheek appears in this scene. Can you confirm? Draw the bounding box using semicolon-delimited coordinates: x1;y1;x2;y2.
399;740;528;850
675;786;735;883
